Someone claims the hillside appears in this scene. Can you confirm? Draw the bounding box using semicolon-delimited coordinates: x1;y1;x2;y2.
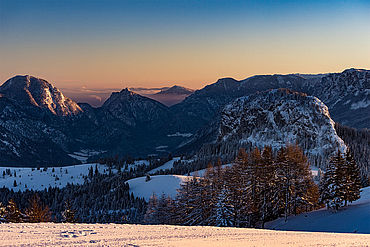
0;164;108;191
267;186;370;234
126;174;191;201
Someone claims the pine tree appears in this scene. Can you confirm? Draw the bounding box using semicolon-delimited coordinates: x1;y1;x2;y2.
215;185;234;227
62;199;76;223
25;194;52;223
320;150;345;210
344;150;361;205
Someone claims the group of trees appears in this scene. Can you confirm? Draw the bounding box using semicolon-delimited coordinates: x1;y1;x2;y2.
0;169;147;223
0;194;75;223
320;150;362;210
0;143;362;227
145;144;320;228
335;123;370;186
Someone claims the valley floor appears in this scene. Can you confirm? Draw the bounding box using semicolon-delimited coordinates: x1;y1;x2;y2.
0;223;369;247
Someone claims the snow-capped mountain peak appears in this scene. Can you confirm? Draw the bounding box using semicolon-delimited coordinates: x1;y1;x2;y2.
0;75;82;116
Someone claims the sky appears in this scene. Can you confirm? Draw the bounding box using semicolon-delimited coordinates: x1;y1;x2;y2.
1;0;370;105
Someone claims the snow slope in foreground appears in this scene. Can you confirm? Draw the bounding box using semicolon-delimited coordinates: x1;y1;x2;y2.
267;186;370;233
127;175;191;201
0;223;369;247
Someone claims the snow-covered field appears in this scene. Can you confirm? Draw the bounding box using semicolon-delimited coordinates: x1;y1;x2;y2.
0;223;369;247
0;164;107;191
267;186;370;233
127;175;191;201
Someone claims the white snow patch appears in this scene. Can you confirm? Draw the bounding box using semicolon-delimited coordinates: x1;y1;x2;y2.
167;132;193;137
127;175;191;201
350;99;370;110
0;163;109;191
149;157;181;174
68;149;105;163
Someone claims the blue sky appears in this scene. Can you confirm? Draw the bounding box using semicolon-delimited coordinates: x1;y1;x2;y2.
1;0;369;93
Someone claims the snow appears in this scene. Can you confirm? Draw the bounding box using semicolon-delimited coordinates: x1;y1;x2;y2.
127;159;150;170
0;164;109;191
127;175;191;201
266;186;370;233
68;149;105;163
149;157;180;174
0;223;369;246
351;99;370;110
167;132;193;137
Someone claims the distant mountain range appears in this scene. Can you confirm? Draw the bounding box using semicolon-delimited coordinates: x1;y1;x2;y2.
136;85;194;106
0;68;368;166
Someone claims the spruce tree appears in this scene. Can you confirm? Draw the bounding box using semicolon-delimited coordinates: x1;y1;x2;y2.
215;185;234;227
344;151;361;205
320;150;345;210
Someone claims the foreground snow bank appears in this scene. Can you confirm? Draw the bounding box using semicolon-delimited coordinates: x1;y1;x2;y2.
0;223;369;247
267;186;370;233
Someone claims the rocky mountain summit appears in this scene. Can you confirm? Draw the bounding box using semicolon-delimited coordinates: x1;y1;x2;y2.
0;75;82;116
172;69;370;132
219;89;346;166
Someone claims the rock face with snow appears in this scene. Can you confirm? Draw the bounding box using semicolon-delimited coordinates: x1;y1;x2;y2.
220;89;346;162
0;76;85;166
303;69;370;128
172;69;370;131
181;89;347;168
0;75;82;116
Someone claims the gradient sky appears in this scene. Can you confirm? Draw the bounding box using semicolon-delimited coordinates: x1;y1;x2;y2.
1;0;370;102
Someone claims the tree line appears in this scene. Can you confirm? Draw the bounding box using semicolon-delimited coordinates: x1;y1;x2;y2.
145;144;362;228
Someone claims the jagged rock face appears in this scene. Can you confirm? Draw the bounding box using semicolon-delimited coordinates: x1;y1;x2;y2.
101;88;171;127
0;75;82;116
303;69;370;128
0;96;79;166
171;69;370;131
219;89;347;163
